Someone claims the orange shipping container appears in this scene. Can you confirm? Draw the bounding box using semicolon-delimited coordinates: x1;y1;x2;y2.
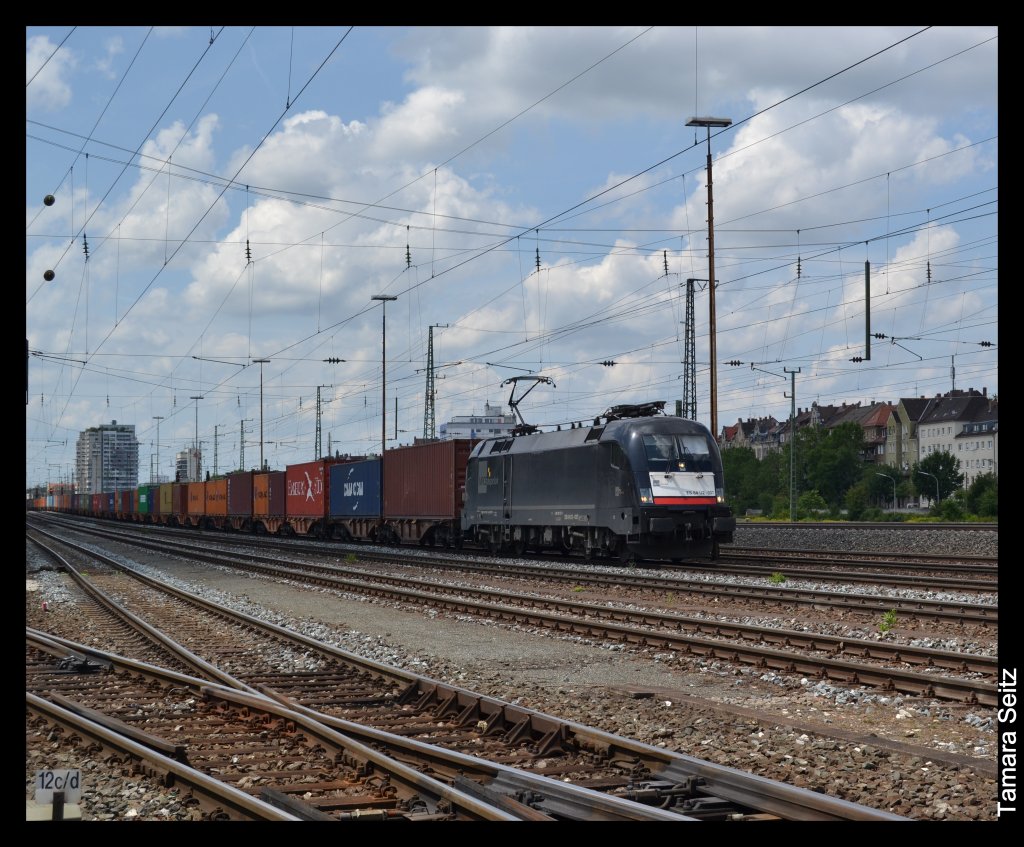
187;482;206;516
255;471;286;516
205;478;228;516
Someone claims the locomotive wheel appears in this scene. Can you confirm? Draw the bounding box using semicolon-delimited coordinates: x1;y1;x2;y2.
510;538;526;557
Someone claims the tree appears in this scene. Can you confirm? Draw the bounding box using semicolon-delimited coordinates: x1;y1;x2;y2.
964;472;998;518
799;422;865;508
720;447;761;514
912;452;963;502
868;468;898;508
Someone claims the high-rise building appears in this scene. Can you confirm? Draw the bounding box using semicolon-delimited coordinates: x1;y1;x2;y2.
75;420;139;493
175;448;202;483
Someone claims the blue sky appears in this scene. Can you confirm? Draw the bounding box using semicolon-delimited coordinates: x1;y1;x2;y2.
26;26;998;488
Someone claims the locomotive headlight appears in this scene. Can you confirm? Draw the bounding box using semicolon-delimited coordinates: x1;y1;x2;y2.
640;488;653;504
716;487;725;503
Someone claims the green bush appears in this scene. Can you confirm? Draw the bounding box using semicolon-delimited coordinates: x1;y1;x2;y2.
797;489;829;519
976;490;998;518
939;499;965;522
845;484;869;521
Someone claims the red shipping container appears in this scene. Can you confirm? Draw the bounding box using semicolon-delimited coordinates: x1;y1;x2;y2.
172;483;188;514
92;493;103;513
227;471;253;516
205;478;228;516
188;482;206;516
285;460;335;518
383;439;474;519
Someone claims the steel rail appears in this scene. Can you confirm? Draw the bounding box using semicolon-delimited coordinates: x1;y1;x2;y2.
28;532;908;820
26;690;302;821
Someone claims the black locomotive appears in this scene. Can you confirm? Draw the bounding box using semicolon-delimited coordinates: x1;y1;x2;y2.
461;401;735;562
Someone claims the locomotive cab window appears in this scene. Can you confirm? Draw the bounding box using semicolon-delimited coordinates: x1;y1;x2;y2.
642;434;714;473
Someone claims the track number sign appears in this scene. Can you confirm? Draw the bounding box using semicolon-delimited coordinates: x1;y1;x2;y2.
34;769;82;804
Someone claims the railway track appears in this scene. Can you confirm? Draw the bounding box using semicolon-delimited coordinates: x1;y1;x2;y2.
38;517;999;626
27;634;528;821
25;531;907;821
31;524;997;707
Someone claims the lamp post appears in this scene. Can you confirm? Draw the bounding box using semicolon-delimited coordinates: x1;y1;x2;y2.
918;470;940;505
152;416;163;484
253;359;270;470
876;473;896;512
686;115;731;443
189;396;204;481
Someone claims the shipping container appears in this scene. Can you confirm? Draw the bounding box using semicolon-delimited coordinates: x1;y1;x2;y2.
329;459;381;518
187;482;206;516
105;492;115;513
159;483;173;515
383;439;474;519
285;459;332;519
205;478;228;517
285;459;365;534
138;484;159;515
256;471;286;515
227;471;254;516
172;483;188;516
253;470;287;534
92;493;103;514
118;489;131;515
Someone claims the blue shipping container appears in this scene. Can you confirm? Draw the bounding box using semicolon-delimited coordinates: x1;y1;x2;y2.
329;459;381;517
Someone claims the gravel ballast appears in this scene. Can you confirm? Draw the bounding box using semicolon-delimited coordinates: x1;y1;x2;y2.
27;523;1001;821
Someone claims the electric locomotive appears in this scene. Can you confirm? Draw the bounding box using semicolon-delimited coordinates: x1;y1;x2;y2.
461;401;735;562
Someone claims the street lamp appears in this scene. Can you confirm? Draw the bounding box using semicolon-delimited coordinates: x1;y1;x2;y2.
876;473;896;512
153;416;163;484
253;359;270;470
686;115;731;443
190;396;204;481
917;470;940;505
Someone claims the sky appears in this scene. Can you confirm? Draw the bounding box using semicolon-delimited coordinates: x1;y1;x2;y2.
25;26;998;488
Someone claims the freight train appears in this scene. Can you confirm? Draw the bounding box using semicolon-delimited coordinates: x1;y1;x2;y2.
29;402;735;563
